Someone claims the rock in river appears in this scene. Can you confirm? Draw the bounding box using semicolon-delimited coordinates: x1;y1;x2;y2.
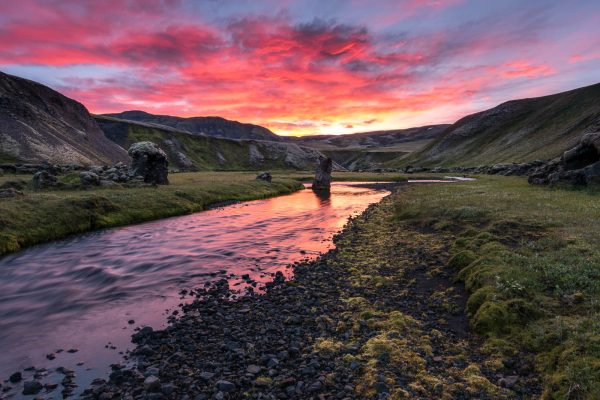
22;380;43;395
128;142;169;185
312;156;332;192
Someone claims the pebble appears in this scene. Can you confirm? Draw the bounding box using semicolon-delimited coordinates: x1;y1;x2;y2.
22;380;43;395
144;375;161;392
215;380;235;392
9;372;22;383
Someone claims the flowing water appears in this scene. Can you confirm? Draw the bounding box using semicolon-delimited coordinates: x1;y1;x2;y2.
0;182;391;398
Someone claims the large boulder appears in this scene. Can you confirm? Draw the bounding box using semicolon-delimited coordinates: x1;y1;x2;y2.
528;132;600;186
32;170;58;189
79;171;101;186
312;157;332;192
128;142;169;185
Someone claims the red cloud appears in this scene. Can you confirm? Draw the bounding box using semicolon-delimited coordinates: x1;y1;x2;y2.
0;0;592;135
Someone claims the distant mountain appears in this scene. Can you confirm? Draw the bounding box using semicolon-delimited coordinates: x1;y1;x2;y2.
96;115;328;171
103;110;282;142
287;125;449;170
0;71;129;165
287;125;448;150
401;83;600;167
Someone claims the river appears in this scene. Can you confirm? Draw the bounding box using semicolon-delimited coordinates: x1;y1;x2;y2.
0;182;391;398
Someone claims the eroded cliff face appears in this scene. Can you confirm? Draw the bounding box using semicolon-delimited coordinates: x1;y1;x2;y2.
0;71;130;165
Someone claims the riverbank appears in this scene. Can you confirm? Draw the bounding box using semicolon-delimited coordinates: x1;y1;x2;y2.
394;175;600;399
74;177;526;399
0;170;422;257
75;175;600;399
0;172;304;256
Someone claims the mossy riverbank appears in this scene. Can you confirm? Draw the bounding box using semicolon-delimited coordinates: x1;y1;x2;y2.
0;172;304;256
394;176;600;398
86;174;599;399
0;170;419;257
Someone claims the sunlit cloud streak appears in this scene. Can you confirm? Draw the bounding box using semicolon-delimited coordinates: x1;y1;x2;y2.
1;0;598;135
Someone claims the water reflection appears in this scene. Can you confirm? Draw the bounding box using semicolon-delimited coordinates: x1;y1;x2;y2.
0;182;390;395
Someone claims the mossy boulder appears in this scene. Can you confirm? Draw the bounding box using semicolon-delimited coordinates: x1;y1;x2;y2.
128;141;169;185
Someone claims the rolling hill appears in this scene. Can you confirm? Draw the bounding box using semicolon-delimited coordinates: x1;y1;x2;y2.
399;82;600;167
0;71;129;165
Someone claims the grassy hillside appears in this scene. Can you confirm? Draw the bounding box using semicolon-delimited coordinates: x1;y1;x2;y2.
96;116;324;171
394;176;600;398
397;83;600;167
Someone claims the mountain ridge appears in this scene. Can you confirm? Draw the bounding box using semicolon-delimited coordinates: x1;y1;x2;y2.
103;110;282;142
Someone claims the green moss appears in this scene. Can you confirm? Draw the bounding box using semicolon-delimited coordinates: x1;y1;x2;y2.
59;172;81;185
447;250;477;270
466;286;495;316
389;175;600;398
471;301;512;334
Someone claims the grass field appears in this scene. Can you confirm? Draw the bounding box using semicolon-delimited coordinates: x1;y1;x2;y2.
393;176;600;398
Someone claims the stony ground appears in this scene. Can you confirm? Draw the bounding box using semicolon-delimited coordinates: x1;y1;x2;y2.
81;191;540;399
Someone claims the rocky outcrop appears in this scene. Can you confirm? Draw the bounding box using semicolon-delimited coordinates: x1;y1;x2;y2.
0;71;129;165
312;157;332;191
528;132;600;186
256;172;272;182
128;142;169;185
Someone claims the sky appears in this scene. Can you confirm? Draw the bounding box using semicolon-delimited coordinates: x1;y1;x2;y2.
0;0;599;136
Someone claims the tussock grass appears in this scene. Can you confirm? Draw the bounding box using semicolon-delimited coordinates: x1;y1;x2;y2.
394;175;600;399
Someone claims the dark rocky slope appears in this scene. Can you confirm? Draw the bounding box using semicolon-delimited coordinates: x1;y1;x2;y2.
0;71;129;165
402;82;600;167
103;110;282;142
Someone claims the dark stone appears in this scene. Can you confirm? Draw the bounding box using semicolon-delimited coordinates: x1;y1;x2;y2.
32;170;58;189
132;326;154;343
79;171;101;186
528;132;600;187
22;380;43;395
216;380;235;392
9;372;22;383
256;172;272;182
0;188;24;198
312;157;332;192
128;142;169;185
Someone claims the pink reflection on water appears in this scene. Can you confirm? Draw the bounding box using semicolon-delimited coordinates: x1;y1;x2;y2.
0;182;390;395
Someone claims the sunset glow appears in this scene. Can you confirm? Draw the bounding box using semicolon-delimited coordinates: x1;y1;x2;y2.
1;0;598;135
